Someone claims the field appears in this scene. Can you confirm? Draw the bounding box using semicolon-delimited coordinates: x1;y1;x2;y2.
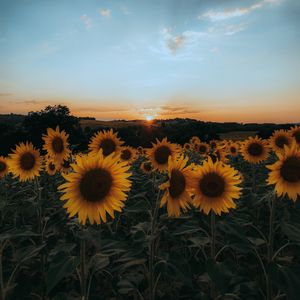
79;119;147;129
0;126;300;300
219;131;258;141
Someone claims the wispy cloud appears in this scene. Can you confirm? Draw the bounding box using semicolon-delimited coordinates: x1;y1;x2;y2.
9;100;52;105
75;106;127;113
0;93;14;97
99;8;111;18
137;105;202;118
160;27;206;56
80;14;93;29
199;0;283;22
207;22;246;36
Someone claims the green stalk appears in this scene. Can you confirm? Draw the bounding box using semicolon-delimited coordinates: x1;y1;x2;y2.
252;165;256;194
80;226;87;300
35;177;46;300
0;242;6;300
266;194;276;300
149;174;160;300
210;212;216;300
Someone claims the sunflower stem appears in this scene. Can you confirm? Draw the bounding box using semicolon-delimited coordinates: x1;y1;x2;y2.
267;194;276;300
80;225;87;300
267;195;276;300
149;174;160;300
252;164;256;194
0;240;8;300
35;177;46;300
210;212;217;300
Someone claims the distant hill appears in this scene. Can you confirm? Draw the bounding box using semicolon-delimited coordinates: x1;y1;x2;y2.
0;114;25;124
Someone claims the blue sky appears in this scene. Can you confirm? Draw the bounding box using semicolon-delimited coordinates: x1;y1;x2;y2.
0;0;299;122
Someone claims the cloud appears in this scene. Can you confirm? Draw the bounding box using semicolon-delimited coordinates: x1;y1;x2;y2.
99;9;111;17
199;0;283;22
207;23;245;36
0;93;14;97
9;100;53;105
167;35;186;54
75;106;128;113
161;27;206;56
159;105;201;116
137;105;202;118
80;14;93;29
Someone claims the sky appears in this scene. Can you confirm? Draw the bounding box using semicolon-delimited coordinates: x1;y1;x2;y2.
0;0;299;123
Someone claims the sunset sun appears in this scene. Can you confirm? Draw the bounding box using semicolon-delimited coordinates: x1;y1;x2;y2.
145;115;154;121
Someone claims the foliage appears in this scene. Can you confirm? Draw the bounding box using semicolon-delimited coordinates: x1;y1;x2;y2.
1;153;300;299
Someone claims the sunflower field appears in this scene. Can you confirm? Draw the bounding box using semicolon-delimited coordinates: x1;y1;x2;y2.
0;126;300;300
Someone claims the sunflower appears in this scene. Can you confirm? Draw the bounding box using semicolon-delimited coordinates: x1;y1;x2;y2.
209;146;228;163
198;143;209;155
88;129;123;157
240;136;270;164
190;136;201;145
140;161;153;174
289;126;300;145
209;140;218;150
137;146;144;155
160;156;193;217
45;158;57;176
269;129;293;154
60;159;72;173
147;138;179;172
184;143;192;151
267;142;300;201
0;156;9;178
120;146;137;164
191;157;242;215
8;142;42;181
43;126;70;164
58;151;132;225
227;142;239;156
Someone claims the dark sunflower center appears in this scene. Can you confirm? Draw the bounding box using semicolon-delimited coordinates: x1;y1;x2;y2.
280;157;300;183
99;139;116;156
169;169;186;198
143;162;152;171
79;168;113;202
52;137;64;153
199;145;207;154
20;152;35;171
0;161;7;172
154;146;171;165
62;160;70;168
275;135;289;149
121;149;132;161
209;153;218;163
199;172;225;198
185;144;190;149
247;142;263;156
292;131;300;144
48;162;55;171
230;147;237;154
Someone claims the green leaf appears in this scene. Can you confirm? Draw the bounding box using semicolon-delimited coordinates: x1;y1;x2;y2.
46;252;80;294
282;223;300;244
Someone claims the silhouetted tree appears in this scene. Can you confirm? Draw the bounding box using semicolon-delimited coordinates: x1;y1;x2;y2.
22;105;85;151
